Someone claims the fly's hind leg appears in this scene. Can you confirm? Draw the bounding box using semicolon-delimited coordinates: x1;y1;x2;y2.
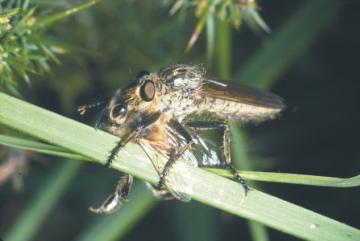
186;121;249;194
222;124;249;194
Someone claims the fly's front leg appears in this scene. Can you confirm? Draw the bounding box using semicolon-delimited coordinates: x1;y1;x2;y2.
157;119;193;189
186;121;249;194
105;112;161;168
89;175;133;214
105;131;138;167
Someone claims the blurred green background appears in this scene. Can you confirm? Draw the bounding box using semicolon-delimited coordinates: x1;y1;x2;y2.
0;0;359;240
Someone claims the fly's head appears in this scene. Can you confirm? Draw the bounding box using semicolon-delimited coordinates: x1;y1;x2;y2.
105;70;162;137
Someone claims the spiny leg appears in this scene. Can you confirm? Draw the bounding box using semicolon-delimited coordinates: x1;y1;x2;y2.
222;124;249;194
138;143;178;200
186;121;249;194
157;149;176;189
89;175;133;214
106;112;161;168
157;143;192;189
157;119;193;189
105;131;137;167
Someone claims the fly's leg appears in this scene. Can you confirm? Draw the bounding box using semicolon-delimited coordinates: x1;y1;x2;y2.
77;100;106;115
186;121;249;194
89;175;133;214
157;119;193;189
223;124;249;194
157;143;192;189
223;124;231;164
138;144;178;200
105;131;137;167
105;112;161;168
146;183;176;200
157;149;176;189
225;164;249;194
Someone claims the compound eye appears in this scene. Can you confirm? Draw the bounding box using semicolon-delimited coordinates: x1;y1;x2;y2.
111;103;127;118
136;70;150;80
140;80;155;102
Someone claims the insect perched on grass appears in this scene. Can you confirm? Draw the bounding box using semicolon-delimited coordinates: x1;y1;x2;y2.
79;64;285;214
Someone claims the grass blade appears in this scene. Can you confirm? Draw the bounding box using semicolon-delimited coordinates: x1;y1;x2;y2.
0;92;359;241
2;134;355;188
215;14;269;241
0;134;85;160
206;169;360;188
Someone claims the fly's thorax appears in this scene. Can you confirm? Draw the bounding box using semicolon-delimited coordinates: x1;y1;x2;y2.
155;84;202;121
159;64;204;88
156;65;206;120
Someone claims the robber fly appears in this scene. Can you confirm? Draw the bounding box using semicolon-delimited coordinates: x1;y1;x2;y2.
79;64;285;214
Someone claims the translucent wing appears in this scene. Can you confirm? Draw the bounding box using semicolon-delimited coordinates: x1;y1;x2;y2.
137;124;224;202
204;79;285;109
138;140;193;202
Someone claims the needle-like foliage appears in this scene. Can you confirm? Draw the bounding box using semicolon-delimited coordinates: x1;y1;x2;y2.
0;0;98;96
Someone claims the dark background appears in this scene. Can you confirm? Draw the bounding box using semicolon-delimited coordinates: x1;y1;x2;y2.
0;0;359;240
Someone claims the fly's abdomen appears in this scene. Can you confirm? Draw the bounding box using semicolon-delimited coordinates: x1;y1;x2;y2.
202;96;284;123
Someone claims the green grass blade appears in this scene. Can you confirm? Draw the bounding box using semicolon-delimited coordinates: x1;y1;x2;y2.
0;134;85;160
185;3;212;52
206;13;215;67
75;184;156;241
206;169;360;188
230;123;269;241
0;94;359;240
235;0;340;88
215;15;269;241
3;134;355;188
215;18;231;79
227;2;341;240
5;160;82;241
248;221;270;241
